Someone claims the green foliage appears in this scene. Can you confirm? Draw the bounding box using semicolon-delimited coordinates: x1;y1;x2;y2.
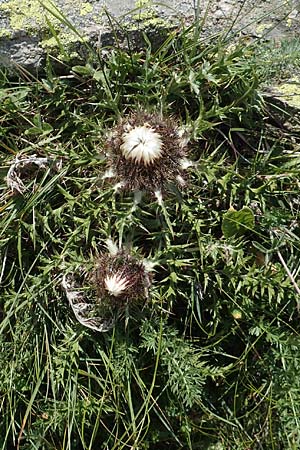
222;206;255;238
1;15;300;450
254;37;300;83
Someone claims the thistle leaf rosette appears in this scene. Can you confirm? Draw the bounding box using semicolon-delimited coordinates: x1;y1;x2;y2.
104;112;189;192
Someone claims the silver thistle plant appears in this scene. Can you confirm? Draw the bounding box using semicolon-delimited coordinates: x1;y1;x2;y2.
62;241;153;332
103;111;191;195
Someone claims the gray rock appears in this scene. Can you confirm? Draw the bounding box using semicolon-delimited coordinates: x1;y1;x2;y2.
0;0;196;71
0;35;44;70
263;79;300;131
0;0;299;72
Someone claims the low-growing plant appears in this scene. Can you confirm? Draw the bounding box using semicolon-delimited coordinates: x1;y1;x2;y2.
1;4;300;449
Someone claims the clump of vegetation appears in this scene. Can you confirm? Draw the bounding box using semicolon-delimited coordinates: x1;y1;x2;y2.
1;15;300;450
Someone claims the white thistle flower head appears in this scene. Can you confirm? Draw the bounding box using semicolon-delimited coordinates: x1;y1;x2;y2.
120;125;163;166
94;248;153;306
104;273;130;296
105;111;189;193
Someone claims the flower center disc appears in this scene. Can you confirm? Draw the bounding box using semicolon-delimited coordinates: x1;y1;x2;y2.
120;125;163;166
104;273;129;296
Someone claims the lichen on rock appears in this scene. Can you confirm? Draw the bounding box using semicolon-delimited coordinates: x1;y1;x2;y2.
0;0;103;37
274;77;300;109
0;0;60;35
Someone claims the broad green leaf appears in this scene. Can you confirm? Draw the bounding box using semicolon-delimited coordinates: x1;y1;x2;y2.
72;65;94;76
222;206;255;238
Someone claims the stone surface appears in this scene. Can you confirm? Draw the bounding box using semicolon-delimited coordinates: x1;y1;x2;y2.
0;0;299;72
264;79;300;130
0;0;193;71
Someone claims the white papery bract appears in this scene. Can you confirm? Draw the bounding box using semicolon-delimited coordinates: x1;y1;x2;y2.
62;275;115;333
120;125;163;165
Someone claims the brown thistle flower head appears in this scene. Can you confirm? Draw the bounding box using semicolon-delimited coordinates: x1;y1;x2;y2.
92;249;152;307
104;111;189;193
62;246;153;333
